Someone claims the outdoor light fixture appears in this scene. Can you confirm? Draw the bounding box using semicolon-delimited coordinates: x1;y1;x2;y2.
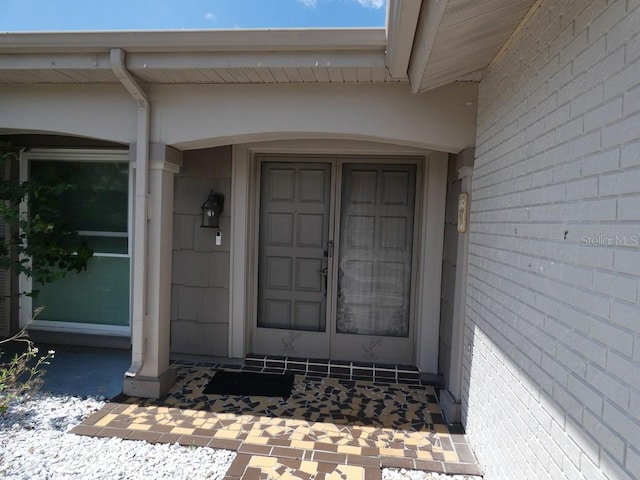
201;191;224;229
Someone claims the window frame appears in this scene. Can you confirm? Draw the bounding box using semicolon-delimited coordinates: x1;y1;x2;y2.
19;148;133;336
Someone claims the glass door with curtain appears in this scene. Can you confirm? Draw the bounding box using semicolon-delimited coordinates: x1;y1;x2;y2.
331;163;417;364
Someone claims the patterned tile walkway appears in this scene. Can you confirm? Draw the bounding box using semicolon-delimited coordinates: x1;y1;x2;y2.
71;367;481;479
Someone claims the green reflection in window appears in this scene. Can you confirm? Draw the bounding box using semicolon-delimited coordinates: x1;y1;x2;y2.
29;158;130;328
30;161;129;233
34;256;130;326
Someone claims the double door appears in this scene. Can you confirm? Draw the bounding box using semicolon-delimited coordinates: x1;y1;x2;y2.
253;158;418;364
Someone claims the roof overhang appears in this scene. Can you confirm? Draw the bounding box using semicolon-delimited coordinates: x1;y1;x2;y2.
0;28;393;85
0;1;540;92
407;0;539;93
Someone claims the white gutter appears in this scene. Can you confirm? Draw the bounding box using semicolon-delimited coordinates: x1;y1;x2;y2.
0;29;386;53
110;47;149;379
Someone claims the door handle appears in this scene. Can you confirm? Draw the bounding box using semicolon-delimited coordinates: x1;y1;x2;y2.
320;267;328;296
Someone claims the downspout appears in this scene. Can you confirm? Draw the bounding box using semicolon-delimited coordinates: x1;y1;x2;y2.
110;48;149;378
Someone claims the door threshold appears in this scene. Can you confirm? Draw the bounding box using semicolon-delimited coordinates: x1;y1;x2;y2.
245;353;422;385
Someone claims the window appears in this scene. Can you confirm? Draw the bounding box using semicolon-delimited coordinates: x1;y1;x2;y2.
20;149;131;335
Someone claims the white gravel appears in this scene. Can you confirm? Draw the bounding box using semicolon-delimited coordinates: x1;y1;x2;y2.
0;393;236;480
382;469;482;480
1;393;482;480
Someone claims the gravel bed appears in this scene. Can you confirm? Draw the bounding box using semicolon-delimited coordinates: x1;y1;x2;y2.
0;393;236;479
383;469;482;480
1;392;481;480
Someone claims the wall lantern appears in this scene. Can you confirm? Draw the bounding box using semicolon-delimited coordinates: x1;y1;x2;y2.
201;191;224;229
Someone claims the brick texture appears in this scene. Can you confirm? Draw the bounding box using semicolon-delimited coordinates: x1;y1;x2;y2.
463;1;640;479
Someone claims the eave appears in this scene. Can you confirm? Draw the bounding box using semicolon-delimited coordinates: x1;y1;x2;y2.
0;28;395;85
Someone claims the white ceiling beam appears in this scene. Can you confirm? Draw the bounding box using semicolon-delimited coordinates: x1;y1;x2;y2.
385;0;423;80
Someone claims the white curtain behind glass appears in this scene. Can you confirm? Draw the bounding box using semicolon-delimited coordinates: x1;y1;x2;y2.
336;164;415;337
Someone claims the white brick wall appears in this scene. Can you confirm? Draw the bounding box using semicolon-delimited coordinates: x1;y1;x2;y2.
464;1;640;479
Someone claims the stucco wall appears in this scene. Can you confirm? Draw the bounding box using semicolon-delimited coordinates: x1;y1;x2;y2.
464;1;640;479
170;146;231;357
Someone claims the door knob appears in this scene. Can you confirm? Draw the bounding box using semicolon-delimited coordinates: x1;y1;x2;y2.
320;267;328;276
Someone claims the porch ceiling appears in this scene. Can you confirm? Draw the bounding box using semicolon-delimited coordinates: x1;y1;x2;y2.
408;0;538;93
0;29;396;85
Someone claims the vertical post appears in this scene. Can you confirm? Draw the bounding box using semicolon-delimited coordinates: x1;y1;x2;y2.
124;144;182;398
416;151;448;373
440;147;474;423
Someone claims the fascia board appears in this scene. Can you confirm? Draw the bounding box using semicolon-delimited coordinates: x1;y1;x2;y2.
0;28;386;54
407;0;449;93
385;0;422;79
0;50;386;73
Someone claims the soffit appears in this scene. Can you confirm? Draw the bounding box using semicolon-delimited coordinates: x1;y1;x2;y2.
0;29;396;85
410;0;537;92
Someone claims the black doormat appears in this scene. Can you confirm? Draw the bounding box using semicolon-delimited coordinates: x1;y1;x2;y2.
203;370;295;398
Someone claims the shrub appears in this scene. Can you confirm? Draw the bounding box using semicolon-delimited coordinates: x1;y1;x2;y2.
0;310;54;414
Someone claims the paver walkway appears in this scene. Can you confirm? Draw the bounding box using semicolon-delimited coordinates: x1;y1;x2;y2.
71;366;481;479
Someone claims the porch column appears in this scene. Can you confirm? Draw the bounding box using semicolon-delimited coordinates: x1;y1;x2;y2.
124;144;182;398
440;148;474;423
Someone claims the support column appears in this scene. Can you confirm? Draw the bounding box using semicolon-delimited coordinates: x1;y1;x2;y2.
124;144;182;398
440;148;474;423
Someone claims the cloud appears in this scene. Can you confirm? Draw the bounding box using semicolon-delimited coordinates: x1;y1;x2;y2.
355;0;385;8
299;0;385;10
204;12;216;21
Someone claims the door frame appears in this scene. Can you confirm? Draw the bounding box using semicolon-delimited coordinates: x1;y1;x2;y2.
230;140;447;372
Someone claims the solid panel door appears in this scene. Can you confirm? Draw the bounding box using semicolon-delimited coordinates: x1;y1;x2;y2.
253;162;332;358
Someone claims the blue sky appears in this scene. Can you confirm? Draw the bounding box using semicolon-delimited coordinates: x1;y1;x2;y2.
0;0;387;31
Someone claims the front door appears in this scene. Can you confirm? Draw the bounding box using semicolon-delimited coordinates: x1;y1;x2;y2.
331;164;416;364
253;162;333;358
253;158;417;364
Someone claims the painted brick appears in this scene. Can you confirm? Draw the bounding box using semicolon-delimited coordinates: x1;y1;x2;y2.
566;177;598;200
573;36;606;74
585;45;625;91
604;58;640;102
600;168;640;196
617;195;640;220
585;364;630;410
581;408;625;463
610;303;640;348
583;0;623;43
602;402;640;446
566;330;608;368
584;97;623;132
465;1;639;479
569;83;602;119
623;83;640;116
627;446;640;476
621;142;640;168
581;149;619;176
568;130;601;158
602;112;640;149
589;318;634;357
592;270;637;302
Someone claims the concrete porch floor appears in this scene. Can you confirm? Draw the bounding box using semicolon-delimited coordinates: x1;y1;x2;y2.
70;363;482;479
